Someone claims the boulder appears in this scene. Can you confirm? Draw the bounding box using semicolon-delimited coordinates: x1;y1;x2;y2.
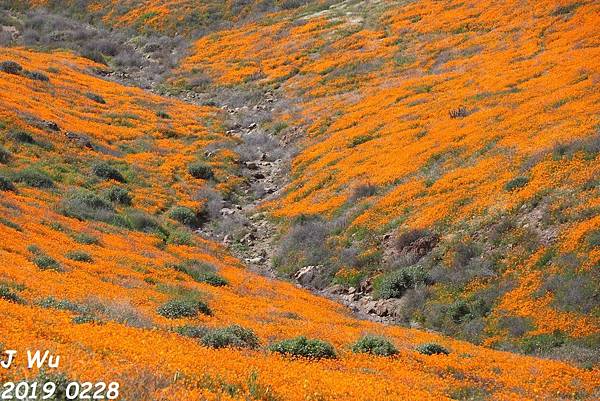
294;265;323;287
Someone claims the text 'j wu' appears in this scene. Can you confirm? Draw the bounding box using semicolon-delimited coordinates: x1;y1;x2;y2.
0;350;60;369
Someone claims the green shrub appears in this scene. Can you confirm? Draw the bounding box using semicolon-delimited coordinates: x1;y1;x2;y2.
13;168;54;188
23;70;49;82
0;285;25;304
348;134;374;148
169;260;228;286
587;230;600;247
85;92;106;104
201;325;260;349
416;342;449;355
373;266;429;299
168;206;199;227
28;245;62;271
65;250;93;263
0;60;22;74
0;217;22;231
175;325;209;338
504;176;529;191
33;255;62;272
72;314;98;325
156;110;171;119
104;186;132;205
72;232;99;245
351;335;398;356
0;176;15;192
268;336;336;359
157;299;211;319
188;162;214;179
197;273;228;287
59;189;115;222
166;228;194;246
122;209;164;234
520;331;565;354
37;297;87;314
0;145;11;164
8;129;35;144
92;162;125;182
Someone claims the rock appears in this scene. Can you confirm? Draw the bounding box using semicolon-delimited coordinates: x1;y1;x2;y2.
246;257;263;264
374;301;389;316
220;208;235;216
44;121;60;131
358;277;373;293
253;172;265;179
65;131;93;149
348;287;356;294
241;232;256;244
364;300;378;314
245;162;259;170
324;284;345;295
248;122;257;130
293;265;323;287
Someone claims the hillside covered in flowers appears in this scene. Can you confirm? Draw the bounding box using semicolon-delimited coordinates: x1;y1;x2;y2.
174;0;600;358
0;0;599;399
1;45;597;400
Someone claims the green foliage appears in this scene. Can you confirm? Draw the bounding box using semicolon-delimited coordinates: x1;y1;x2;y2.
72;315;98;324
175;325;209;338
351;335;398;356
268;336;337;359
168;206;199;227
166;227;194;246
156;110;171;119
416;343;449;355
504;176;529;191
59;189;115;222
157;299;212;319
0;145;11;164
13;168;54;188
169;260;228;286
33;255;62;271
520;331;566;354
200;325;260;349
23;70;49;81
85;92;106;104
0;285;25;304
104;186;132;205
348;135;374;148
92;162;125;182
8;129;35;144
0;217;22;231
0;60;22;74
373;266;429;299
65;250;93;262
28;245;61;271
188;161;214;179
587;230;600;247
72;232;99;245
247;371;280;401
121;209;164;234
552;3;581;16
0;175;15;192
38;297;87;314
